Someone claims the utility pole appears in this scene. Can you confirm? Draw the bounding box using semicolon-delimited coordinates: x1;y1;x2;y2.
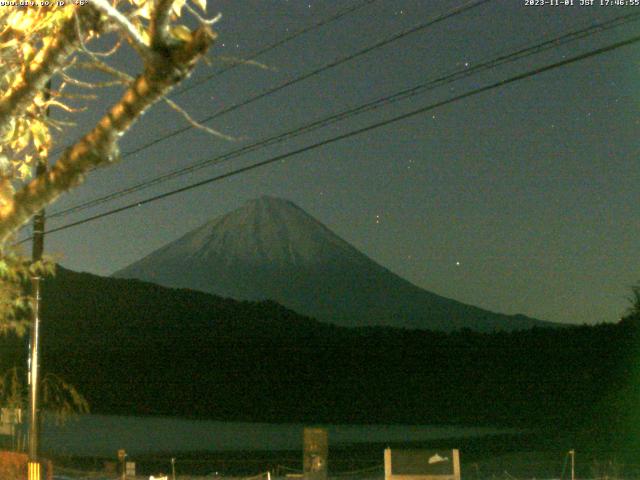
27;80;50;480
569;449;575;480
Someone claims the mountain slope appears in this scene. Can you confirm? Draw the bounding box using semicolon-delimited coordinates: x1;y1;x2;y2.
21;267;626;427
114;196;552;332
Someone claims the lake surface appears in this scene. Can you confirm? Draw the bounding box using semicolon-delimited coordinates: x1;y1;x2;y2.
39;414;516;456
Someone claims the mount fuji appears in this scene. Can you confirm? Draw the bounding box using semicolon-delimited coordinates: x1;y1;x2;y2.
113;196;552;331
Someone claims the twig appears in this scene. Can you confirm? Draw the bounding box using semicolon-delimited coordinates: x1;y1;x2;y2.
72;59;134;84
89;0;151;59
214;55;274;71
163;97;235;141
0;7;100;131
0;26;215;242
60;72;124;89
185;4;222;26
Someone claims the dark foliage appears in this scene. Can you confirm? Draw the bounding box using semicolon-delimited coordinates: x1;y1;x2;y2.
1;267;637;440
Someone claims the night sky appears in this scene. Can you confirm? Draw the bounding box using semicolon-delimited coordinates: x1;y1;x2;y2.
28;0;639;326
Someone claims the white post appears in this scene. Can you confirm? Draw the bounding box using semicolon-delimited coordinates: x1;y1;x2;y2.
569;449;575;480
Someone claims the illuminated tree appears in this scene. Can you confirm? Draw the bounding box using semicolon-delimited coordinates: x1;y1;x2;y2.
0;0;220;331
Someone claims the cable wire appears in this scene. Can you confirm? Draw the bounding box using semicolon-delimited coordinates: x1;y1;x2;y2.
172;0;381;97
122;0;491;158
17;32;640;244
50;0;492;160
46;11;640;220
48;0;379;158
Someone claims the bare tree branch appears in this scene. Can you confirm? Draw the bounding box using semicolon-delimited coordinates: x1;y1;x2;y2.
163;97;235;141
0;7;100;132
60;72;123;90
0;26;215;243
73;60;133;85
89;0;152;60
151;0;176;48
185;4;222;26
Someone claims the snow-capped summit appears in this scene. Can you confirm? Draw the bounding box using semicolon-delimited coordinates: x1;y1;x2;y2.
114;196;551;331
173;195;362;266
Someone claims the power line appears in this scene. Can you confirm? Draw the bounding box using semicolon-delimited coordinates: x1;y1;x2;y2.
48;0;379;158
50;0;492;161
46;11;640;220
19;32;640;243
123;0;491;158
171;0;380;97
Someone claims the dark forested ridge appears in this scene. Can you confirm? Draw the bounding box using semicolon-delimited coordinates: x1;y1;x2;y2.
2;266;638;442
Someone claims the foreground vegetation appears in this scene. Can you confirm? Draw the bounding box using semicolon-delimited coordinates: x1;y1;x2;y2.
2;270;640;475
0;268;636;435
